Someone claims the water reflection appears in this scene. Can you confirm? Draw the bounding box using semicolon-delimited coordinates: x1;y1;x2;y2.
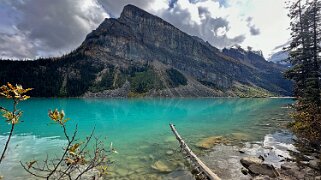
0;98;293;179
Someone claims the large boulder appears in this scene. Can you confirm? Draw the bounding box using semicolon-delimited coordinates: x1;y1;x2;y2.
240;156;264;168
248;164;280;178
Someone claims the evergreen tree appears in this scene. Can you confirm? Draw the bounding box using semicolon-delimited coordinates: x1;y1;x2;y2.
286;0;321;146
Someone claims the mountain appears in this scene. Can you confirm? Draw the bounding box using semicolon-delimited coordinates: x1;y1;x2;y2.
222;46;286;70
268;50;290;66
0;4;292;97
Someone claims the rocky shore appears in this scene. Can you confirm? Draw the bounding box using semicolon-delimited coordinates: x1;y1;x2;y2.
240;154;321;179
198;131;321;180
86;131;321;180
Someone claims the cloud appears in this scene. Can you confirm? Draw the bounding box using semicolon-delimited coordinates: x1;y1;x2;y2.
0;32;37;59
0;0;290;59
231;0;290;57
169;0;178;8
246;17;260;36
249;26;260;36
154;0;246;48
0;0;108;59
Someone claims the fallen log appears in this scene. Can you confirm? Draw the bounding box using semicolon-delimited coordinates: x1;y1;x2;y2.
169;124;221;180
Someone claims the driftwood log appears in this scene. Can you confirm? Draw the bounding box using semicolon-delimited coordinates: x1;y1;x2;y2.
169;124;221;180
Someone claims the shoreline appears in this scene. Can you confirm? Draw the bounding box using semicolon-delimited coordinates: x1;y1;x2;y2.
198;130;320;180
0;96;295;100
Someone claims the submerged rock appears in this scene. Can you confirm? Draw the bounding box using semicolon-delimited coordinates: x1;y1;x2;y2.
149;154;155;161
165;136;177;143
196;136;229;149
151;160;174;173
128;173;162;180
166;150;174;156
167;170;194;180
229;132;251;141
139;156;150;162
115;168;129;177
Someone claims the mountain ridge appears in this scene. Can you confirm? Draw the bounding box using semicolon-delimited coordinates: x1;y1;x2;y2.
0;4;292;97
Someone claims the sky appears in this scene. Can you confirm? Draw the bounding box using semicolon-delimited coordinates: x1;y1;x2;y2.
0;0;291;59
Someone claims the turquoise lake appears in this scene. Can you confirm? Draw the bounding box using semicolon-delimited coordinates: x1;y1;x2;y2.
0;98;294;179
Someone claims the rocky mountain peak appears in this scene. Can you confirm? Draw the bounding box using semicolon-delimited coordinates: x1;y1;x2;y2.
119;4;160;22
223;46;266;61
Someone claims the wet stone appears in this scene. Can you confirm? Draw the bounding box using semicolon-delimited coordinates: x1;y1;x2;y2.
166;150;174;155
281;162;298;171
167;170;194;180
151;160;174;173
241;167;249;175
196;136;229;149
248;164;280;178
240;156;264;168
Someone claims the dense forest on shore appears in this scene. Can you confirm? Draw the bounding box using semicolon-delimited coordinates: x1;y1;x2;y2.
286;0;321;153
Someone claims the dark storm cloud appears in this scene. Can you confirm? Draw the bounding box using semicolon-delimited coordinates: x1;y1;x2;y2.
0;0;107;59
0;0;250;59
0;32;37;59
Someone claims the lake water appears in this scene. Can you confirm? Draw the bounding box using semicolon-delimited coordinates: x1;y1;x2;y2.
0;98;294;179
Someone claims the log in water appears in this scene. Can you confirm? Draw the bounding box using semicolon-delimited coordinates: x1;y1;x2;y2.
169;123;221;180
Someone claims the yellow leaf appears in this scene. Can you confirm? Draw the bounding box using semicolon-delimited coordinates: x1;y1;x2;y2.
21;95;30;101
65;157;75;166
7;83;14;90
69;143;81;153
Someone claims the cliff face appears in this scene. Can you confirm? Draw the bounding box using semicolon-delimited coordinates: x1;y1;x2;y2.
0;4;292;97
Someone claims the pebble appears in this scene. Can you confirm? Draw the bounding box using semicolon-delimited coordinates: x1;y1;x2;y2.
166;150;174;155
241;167;249;175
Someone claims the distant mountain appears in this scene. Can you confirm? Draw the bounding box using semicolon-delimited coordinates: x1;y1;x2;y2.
222;46;286;70
268;50;290;66
0;4;292;97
